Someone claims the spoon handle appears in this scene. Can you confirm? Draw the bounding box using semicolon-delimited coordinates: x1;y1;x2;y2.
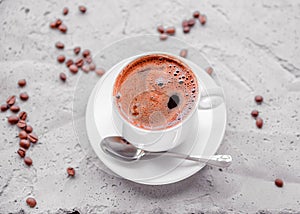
150;152;232;167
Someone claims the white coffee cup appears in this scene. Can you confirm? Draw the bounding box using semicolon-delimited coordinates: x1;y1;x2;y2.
111;52;224;152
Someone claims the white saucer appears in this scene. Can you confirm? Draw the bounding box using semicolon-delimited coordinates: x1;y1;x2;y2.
86;55;227;185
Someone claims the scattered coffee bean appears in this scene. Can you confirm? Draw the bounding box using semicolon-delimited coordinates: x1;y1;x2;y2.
256;117;263;128
19;111;27;120
18;79;26;87
59;73;67;82
10;105;20;113
19;130;28;139
206;67;213;75
251;110;259;118
85;56;93;64
183;26;190;33
20;92;29;101
89;63;96;71
79;5;87;13
179;49;188;58
160;33;168;41
28;133;38;143
69;64;79;74
17;120;27;129
75;58;84;67
82;49;90;58
199;15;207;25
65;59;74;67
8;115;19;125
57;55;66;63
73;47;81;55
67;167;75;176
58;24;67;33
24;157;33;166
26;197;36;208
95;68;105;76
55;41;64;49
50;21;57;29
17;148;26;158
193;11;200;18
188;19;195;27
63;7;69;15
275;178;283;188
6;95;16;106
166;27;176;35
182;20;188;27
157;25;164;34
82;65;90;73
25;125;33;133
20;139;30;149
1;104;8;112
255;95;263;104
55;19;62;27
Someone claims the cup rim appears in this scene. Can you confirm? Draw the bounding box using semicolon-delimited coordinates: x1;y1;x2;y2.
111;52;201;133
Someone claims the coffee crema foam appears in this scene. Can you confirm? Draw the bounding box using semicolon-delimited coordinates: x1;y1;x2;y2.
113;54;198;130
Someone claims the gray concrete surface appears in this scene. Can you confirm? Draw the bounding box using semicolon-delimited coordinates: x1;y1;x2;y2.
1;0;300;213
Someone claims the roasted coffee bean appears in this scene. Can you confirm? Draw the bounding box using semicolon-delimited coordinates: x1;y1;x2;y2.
159;33;168;40
73;47;81;55
25;125;33;133
55;41;64;49
183;26;190;33
8;115;19;125
75;58;84;67
17;148;26;158
50;21;57;28
58;24;67;33
18;79;26;87
19;111;27;120
166;27;176;35
82;65;90;73
187;19;195;27
26;197;36;208
89;63;96;71
255;95;263;104
251;110;259;118
10;105;20;113
63;7;69;15
85;56;93;64
256;117;263;128
182;20;189;27
199;15;207;25
275;178;283;188
1;104;8;112
79;5;87;13
28;133;38;143
57;55;66;63
55;19;62;27
95;68;105;76
206;67;213;75
6;95;16;106
82;49;90;58
17;120;27;129
157;25;164;34
67;167;75;176
19;130;28;139
20;92;29;101
193;11;200;18
65;59;73;67
24;157;33;166
20;139;30;149
179;49;188;58
60;73;67;82
69;65;78;74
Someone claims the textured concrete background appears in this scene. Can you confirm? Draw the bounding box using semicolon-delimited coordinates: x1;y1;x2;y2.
1;0;300;213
